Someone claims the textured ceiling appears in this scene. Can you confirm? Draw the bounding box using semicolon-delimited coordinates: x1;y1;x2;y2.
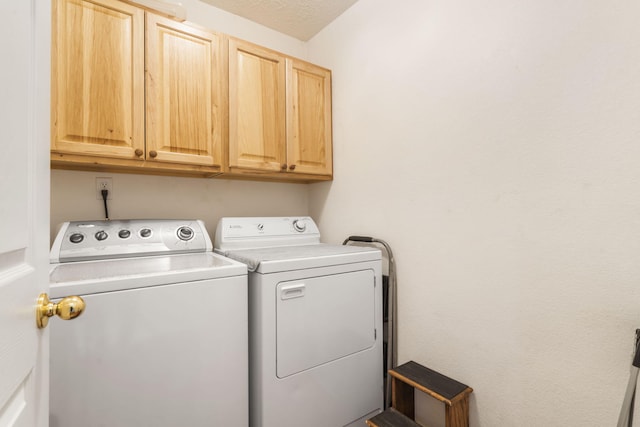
198;0;360;41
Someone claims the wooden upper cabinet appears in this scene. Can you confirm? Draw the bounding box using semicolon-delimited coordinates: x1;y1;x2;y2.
52;0;144;159
146;15;225;167
286;59;332;176
228;38;286;172
51;0;331;181
227;39;332;181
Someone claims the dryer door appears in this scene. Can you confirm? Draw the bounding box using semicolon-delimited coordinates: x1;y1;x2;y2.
276;269;376;378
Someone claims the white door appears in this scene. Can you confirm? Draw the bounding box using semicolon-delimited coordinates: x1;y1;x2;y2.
0;1;51;426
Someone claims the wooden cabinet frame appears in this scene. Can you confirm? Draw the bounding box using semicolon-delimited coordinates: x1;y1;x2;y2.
51;0;225;177
228;38;287;173
51;0;145;160
146;14;226;169
286;58;333;177
51;0;333;182
226;38;333;182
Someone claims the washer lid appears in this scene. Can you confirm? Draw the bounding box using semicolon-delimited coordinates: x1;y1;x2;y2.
220;243;381;273
49;252;247;297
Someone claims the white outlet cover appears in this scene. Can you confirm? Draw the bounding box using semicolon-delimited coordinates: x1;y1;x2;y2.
95;177;113;200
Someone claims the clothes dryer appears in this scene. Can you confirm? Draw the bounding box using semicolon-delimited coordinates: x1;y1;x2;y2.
215;216;383;427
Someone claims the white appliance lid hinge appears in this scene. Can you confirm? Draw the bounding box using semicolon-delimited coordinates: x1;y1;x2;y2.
374;329;377;340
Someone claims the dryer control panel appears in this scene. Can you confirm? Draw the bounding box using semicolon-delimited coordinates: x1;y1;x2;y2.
50;219;212;263
214;217;320;252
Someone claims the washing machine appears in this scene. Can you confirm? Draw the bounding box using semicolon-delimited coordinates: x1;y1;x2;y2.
48;219;248;427
215;216;383;427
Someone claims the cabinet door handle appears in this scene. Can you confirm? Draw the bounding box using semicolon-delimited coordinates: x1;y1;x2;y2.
149;150;158;158
134;149;143;157
289;164;296;171
281;163;287;170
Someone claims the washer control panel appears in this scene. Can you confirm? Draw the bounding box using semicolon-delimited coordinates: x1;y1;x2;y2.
51;219;213;263
214;217;320;252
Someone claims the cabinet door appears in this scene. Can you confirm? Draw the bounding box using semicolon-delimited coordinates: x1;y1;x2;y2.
146;15;225;168
228;39;286;172
52;0;144;159
286;59;333;176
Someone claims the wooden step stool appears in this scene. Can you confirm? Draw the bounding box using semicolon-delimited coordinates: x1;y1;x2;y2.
367;361;473;427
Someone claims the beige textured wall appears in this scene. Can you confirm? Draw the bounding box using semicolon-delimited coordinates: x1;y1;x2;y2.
51;170;309;244
51;0;640;425
307;0;640;425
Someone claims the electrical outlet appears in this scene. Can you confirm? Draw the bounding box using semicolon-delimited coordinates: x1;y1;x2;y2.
96;177;113;200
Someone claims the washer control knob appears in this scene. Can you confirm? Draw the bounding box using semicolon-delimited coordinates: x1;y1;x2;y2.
95;230;108;241
69;233;84;244
118;229;131;239
177;226;194;241
139;228;152;238
293;219;306;232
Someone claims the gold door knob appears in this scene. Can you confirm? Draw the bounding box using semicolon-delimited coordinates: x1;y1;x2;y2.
36;293;86;329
